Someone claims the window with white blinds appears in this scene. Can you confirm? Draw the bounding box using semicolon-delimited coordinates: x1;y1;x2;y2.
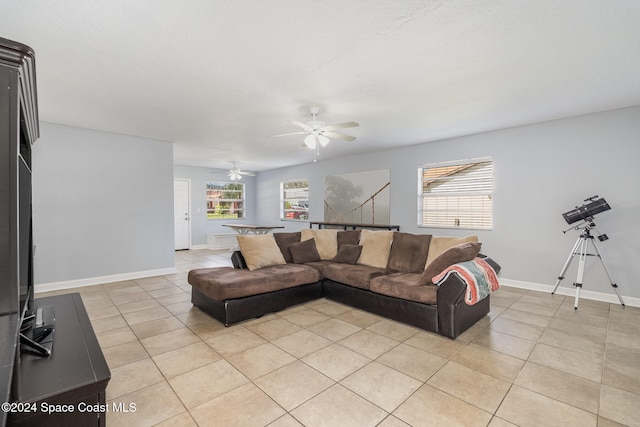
418;158;493;230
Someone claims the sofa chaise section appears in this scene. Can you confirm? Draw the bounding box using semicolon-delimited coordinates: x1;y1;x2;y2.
189;263;322;325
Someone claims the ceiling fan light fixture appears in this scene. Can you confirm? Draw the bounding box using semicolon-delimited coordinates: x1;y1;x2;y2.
304;134;317;149
318;135;330;147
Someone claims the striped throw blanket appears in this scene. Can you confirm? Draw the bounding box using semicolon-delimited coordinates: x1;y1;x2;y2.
432;257;500;305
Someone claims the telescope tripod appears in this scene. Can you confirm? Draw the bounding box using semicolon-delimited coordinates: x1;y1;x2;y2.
552;224;625;310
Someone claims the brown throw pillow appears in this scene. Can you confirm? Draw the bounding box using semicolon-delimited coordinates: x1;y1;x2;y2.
419;242;482;285
425;235;478;267
332;244;362;264
273;232;301;263
386;232;431;274
289;238;321;264
337;230;361;247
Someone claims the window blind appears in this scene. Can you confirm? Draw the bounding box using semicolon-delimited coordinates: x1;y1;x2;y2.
418;159;493;229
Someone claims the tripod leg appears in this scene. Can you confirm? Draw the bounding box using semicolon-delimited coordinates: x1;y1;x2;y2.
552;237;581;295
590;239;625;307
573;238;588;310
574;285;581;310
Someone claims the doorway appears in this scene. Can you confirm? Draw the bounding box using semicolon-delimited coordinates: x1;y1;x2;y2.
174;179;191;250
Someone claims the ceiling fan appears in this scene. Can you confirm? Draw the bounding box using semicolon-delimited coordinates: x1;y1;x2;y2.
274;106;359;149
227;162;255;180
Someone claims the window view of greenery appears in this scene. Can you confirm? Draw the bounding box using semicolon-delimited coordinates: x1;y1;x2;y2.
206;181;245;220
281;179;309;221
419;159;493;230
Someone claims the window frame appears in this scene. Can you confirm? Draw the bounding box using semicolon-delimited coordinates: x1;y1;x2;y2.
206;181;246;220
417;157;494;230
280;178;309;221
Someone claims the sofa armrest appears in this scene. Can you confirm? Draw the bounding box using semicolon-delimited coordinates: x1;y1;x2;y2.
436;272;467;307
436;256;501;338
231;251;247;269
436;256;501;303
477;254;501;275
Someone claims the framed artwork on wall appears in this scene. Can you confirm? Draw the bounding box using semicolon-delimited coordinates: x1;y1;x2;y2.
324;169;390;225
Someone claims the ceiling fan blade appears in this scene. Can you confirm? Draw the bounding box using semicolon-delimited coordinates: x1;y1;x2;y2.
240;171;256;176
323;121;359;131
289;120;314;132
323;131;356;142
272;131;308;137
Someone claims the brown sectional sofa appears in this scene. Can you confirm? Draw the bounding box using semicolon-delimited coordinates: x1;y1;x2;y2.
188;229;500;339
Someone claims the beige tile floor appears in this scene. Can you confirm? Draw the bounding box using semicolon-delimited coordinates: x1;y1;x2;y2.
37;249;640;427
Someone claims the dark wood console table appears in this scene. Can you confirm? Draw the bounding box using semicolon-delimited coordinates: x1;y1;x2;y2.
9;293;110;427
309;221;400;231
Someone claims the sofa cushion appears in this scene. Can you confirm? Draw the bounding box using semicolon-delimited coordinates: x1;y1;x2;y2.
420;242;482;285
301;229;338;260
273;232;301;263
425;235;479;268
386;232;431;274
302;260;335;278
236;234;287;271
323;262;386;290
357;229;394;269
290;238;322;264
332;244;362;265
337;230;361;247
370;273;438;305
188;264;320;301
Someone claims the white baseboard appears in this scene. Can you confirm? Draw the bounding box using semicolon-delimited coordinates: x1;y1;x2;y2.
35;267;178;294
190;244;208;250
35;269;639;309
500;278;640;308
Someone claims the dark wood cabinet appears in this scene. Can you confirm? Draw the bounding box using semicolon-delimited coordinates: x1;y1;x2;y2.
9;294;111;427
0;37;37;318
0;37;110;427
0;36;39;427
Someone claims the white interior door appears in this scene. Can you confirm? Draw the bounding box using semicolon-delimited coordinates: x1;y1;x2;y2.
174;179;191;250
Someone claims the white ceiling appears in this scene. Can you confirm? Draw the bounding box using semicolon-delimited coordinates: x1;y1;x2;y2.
3;1;640;172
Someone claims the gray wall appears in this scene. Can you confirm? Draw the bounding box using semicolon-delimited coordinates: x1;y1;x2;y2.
49;107;637;299
32;122;175;286
255;107;640;299
173;165;257;247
